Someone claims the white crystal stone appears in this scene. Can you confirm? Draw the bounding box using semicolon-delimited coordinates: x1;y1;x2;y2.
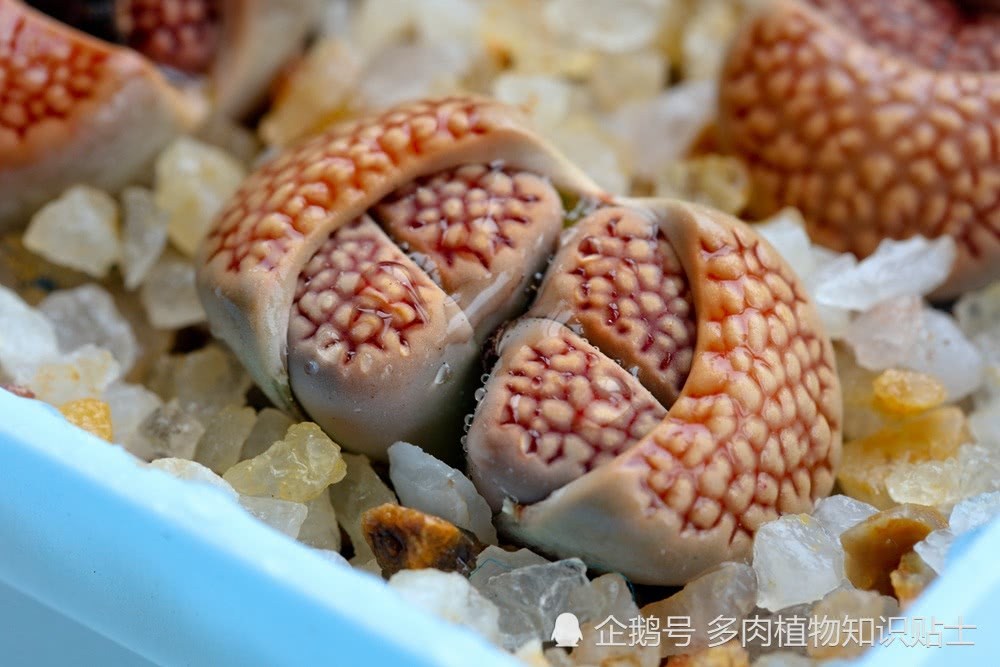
127;399;206;461
360;43;468;111
844;296;922;370
413;0;483;58
571;572;659;667
588;50;666;111
120;187;169;290
23;185;121;278
885;457;963;510
604;80;717;181
645;562;758;657
681;0;741;81
39;284;138;374
814;235;956;311
479;558;590;650
312;548;351;568
469;545;549;590
813;495;878;537
350;0;420;56
153;345;252;424
949;491;1000;535
755;210;816;284
239;495;308;538
492;74;573;131
195;405;256;474
907;307;984;401
140;252;206;329
542;0;663;53
241;407;296;460
808;249;856;339
753;514;845;611
389;569;502;644
0;285;60;384
27;345;121;406
955;281;1000;363
148;458;238;500
913;528;955;575
154;137;246;257
103;381;162;444
387;441;497;544
328;453;397;565
548;116;628;195
297;490;342;551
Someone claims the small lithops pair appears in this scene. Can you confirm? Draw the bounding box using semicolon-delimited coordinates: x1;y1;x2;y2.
196;96;842;585
718;0;1000;295
0;0;319;227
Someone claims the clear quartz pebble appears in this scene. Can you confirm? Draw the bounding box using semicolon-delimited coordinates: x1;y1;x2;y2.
148;457;238;500
885;456;965;509
312;548;351;568
572;573;659;667
604;80;717;181
813;495;878;537
154;137;246;257
152;344;252;424
469;545;549;590
588;50;666;111
239;495;308;538
140;252;206;329
387;441;497;544
413;0;483;60
548;116;628;195
39;284;138;374
814;236;956;311
949;491;1000;535
0;285;60;384
120;187;169;290
128;398;206;461
913;529;955;574
955;281;1000;363
681;0;742;81
643;562;757;657
103;381;162;444
360;43;469;111
388;569;502;644
492;73;573;131
223;423;347;503
844;296;922;371
753;514;845;611
297;490;342;551
542;0;664;53
328;453;397;565
479;558;589;650
28;345;121;406
906;307;983;401
23;185;121;278
195;405;257;474
242;407;296;460
808;588;899;659
752;653;814;667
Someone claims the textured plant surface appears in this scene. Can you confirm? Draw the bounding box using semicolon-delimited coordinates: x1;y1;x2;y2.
718;0;1000;295
197;95;842;584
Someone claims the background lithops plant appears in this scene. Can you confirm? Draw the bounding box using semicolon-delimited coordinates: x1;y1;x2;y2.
0;0;318;226
197;95;842;584
717;0;1000;296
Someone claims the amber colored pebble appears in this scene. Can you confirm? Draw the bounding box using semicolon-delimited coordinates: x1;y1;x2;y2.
665;641;750;667
59;398;114;442
836;406;970;508
872;369;947;417
361;504;483;578
890;551;938;609
841;504;947;596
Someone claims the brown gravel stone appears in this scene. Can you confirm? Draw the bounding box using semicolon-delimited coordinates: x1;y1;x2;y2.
890;551;938;608
361;503;484;578
665;641;750;667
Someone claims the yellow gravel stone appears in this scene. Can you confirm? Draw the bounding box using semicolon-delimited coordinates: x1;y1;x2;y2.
59;398;113;442
872;369;947;416
223;422;346;502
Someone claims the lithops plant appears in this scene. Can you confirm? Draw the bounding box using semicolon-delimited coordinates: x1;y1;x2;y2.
196;96;842;584
0;0;317;226
718;0;1000;296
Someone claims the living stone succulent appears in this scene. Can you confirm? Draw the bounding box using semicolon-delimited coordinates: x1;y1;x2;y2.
0;0;318;226
197;95;843;585
717;0;1000;296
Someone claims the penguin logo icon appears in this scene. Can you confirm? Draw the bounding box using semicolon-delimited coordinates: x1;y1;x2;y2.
551;612;583;648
